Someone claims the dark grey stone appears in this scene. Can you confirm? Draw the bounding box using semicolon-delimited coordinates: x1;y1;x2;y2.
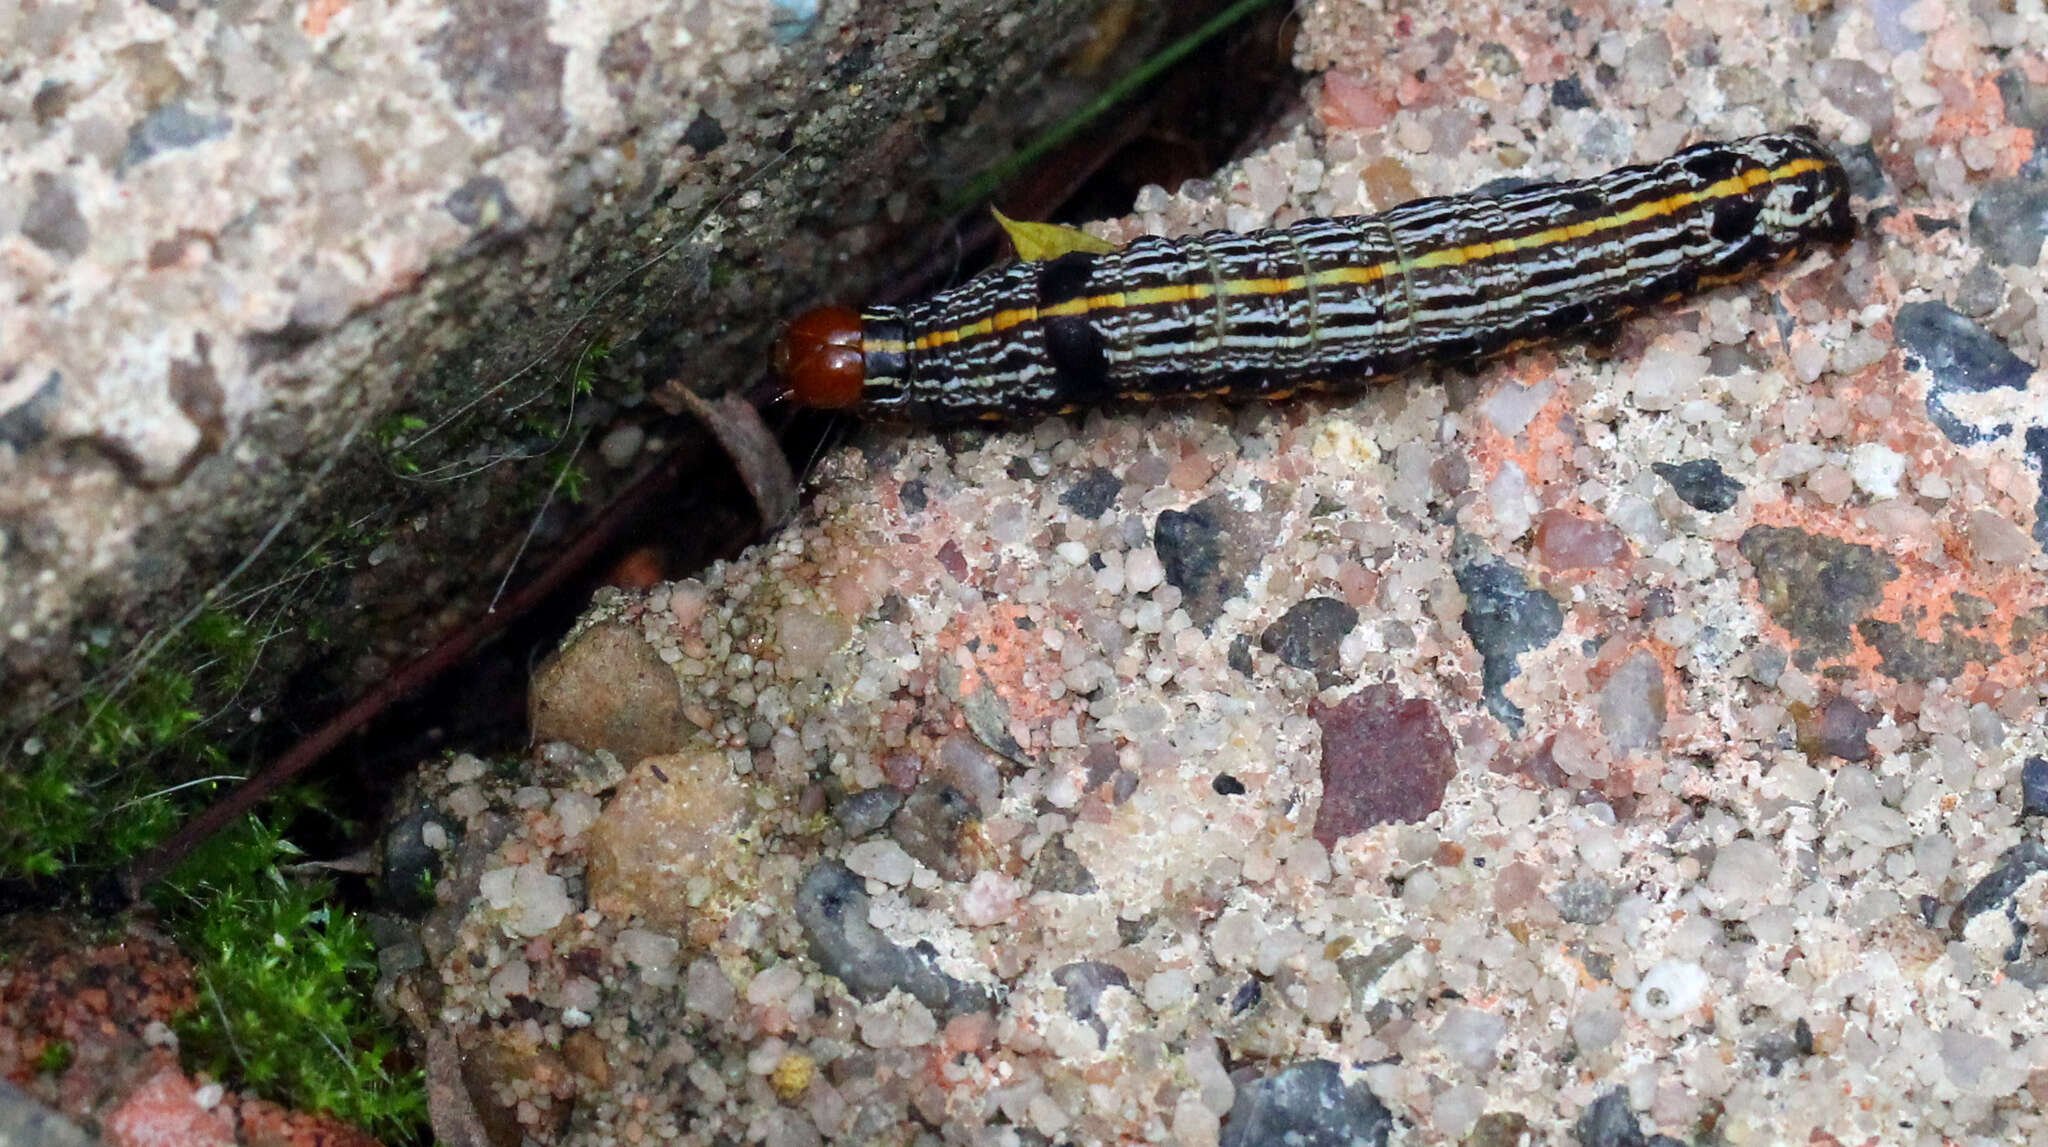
1652;459;1742;513
1453;538;1562;732
1895;301;2035;446
1219;1059;1392;1147
795;861;993;1018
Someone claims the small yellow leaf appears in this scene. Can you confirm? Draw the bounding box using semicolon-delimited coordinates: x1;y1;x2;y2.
992;207;1116;262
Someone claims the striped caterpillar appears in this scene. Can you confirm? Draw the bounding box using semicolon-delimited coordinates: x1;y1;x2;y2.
774;130;1854;422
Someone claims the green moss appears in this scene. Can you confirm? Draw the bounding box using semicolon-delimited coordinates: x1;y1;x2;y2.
35;1040;75;1075
4;609;427;1145
154;814;427;1143
1;611;256;882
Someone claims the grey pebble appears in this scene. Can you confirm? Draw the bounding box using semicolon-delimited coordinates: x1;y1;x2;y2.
1652;459;1742;513
1551;878;1619;925
1969;176;2048;267
1895;301;2036;446
1219;1059;1392;1147
1260;596;1358;680
1452;538;1562;732
2022;757;2048;819
834;786;904;839
794;861;993;1018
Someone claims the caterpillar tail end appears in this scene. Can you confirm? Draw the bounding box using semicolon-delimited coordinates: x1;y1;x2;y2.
774;307;866;410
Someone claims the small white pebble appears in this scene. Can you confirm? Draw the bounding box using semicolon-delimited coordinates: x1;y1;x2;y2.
1055;540;1089;566
478;863;572;937
1848;443;1905;499
618;927;681;986
845;840;916;886
748;963;806;1008
686;958;736;1020
552;791;600;840
1632;959;1709;1021
959;870;1023;926
1125;549;1165;594
1143;967;1194;1011
598;424;645;469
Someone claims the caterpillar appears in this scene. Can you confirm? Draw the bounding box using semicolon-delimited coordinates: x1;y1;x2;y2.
774;130;1854;422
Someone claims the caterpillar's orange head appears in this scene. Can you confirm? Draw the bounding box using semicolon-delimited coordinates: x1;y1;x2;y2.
774;307;865;409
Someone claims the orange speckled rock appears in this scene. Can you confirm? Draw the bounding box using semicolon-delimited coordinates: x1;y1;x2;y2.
102;1069;233;1147
528;622;686;765
235;1099;383;1147
583;750;752;936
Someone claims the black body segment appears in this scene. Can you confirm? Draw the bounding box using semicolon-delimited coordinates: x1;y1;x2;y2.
853;131;1854;422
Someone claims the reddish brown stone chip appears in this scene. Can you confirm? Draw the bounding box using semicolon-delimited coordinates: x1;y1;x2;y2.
1311;684;1456;846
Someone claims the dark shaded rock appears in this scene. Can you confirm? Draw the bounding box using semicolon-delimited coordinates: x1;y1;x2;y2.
1051;961;1129;1046
2017;606;2048;661
119;103;231;171
1969;176;2048;266
1311;684;1456;845
0;372;61;450
1652;459;1742;513
900;478;928;512
1154;495;1281;630
1551;879;1619;925
1551;74;1594;109
1230;979;1262;1015
1895;301;2036;446
1575;1089;1659;1147
1060;468;1123;519
1955;262;2009;318
31;80;71;125
955;667;1030;766
1453;541;1563;731
834;787;904;839
795;861;992;1018
1228;633;1255;676
1798;695;1877;762
1467;1112;1533;1147
1027;834;1097;894
380;800;460;917
1737;526;1898;667
1212;774;1246;796
682;110;727;152
22;173;88;258
1219;1059;1392;1147
1156;499;1227;614
1260;596;1359;682
890;782;977;882
1857;609;2000;683
1754;1019;1814;1076
1337;937;1416;1004
1952;841;2048;940
445;176;521;231
1836;140;1887;201
2023;757;2048;819
1998;67;2048;131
